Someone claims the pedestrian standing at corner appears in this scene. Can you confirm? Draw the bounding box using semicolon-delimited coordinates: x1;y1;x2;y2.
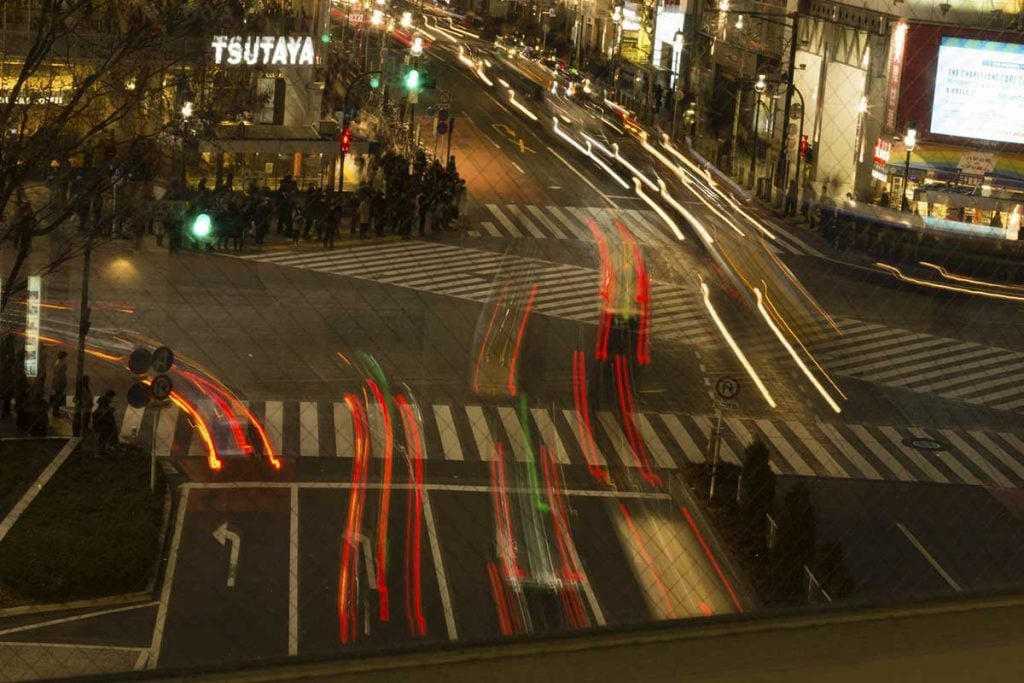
785;180;799;217
93;390;118;455
358;193;371;238
73;374;93;436
50;350;68;418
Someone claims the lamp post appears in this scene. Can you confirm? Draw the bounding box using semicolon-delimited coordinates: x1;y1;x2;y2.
750;74;766;188
789;83;805;196
670;29;685;140
902;123;917;212
611;5;622;97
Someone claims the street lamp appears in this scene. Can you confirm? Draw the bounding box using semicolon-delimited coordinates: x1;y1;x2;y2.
410;35;423;57
611;5;623;97
902;123;917;211
750;74;766;187
401;11;412;28
671;29;685;140
181;101;193;119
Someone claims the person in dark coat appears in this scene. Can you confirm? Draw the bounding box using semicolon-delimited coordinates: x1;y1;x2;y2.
50;350;68;417
93;390;118;454
73;375;93;436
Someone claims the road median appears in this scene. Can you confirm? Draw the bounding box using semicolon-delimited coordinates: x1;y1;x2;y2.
0;441;166;608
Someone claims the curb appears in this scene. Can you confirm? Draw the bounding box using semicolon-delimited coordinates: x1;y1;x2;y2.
0;591;153;620
666;472;762;612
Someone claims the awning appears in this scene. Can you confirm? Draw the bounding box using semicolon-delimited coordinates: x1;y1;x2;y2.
198;123;339;156
888;140;1024;184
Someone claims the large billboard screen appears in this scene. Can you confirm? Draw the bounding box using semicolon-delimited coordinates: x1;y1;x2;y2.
931;37;1024;145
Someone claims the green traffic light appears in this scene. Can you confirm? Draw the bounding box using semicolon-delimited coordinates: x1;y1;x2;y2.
404;69;420;91
192;213;212;238
320;32;332;44
369;75;380;89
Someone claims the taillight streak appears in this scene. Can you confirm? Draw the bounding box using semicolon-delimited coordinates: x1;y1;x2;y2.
507;284;538;397
614;355;660;486
396;395;427;638
339;394;370;643
365;379;393;622
571;350;609;484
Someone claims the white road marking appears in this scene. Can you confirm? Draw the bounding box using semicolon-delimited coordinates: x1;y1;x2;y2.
299;401;318;457
0;439;79;543
531;407;570;465
466;406;495;460
422;490;458;640
897;522;962;592
148;486;191;668
333;402;353;458
659;414;705;464
433;405;464;461
289;485;299;656
264;400;285;456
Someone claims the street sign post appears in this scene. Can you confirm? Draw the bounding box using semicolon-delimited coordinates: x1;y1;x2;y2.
150;374;173;402
716;376;740;400
151;346;175;373
127;381;151;409
709;378;740;500
128;347;152;375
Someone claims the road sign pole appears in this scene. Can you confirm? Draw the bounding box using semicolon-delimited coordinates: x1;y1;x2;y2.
151;418;157;492
709;408;723;500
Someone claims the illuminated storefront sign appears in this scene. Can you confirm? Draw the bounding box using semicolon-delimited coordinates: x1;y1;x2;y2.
872;137;891;182
883;20;907;134
25;275;41;378
211;36;315;66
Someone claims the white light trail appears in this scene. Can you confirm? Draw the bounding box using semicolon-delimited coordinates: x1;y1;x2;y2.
700;280;776;409
633;178;684;241
754;288;841;414
656;178;713;244
508;90;538;121
612;143;658;192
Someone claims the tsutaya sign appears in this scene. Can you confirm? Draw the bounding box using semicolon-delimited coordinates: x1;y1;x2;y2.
211;36;315;66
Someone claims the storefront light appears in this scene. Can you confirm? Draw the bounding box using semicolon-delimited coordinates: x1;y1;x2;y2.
371;9;383;25
181;101;194;119
857;96;868;114
401;11;412;28
904;126;917;151
754;74;767;94
735;14;744;30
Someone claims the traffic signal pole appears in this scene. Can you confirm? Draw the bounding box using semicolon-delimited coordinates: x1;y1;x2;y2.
338;69;382;193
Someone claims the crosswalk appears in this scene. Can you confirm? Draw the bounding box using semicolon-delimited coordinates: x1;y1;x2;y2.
114;397;1024;488
470;202;820;257
472;203;675;246
742;316;1024;414
237;241;718;347
236;243;1024;414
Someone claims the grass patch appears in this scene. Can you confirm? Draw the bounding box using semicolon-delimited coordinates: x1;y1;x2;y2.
0;443;165;605
0;439;67;518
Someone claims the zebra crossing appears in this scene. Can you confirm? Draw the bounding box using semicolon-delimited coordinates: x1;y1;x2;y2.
238;241;717;347
236;243;1024;414
469;202;813;256
472;203;675;246
115;397;1024;488
741;316;1024;415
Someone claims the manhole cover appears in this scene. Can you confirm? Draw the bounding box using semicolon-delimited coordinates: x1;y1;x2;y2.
908;438;946;451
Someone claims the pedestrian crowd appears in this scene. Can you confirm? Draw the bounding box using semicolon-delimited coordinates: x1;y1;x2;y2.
158;149;467;252
0;335;120;454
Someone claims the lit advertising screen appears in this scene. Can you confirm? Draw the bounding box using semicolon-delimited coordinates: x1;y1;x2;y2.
931;37;1024;145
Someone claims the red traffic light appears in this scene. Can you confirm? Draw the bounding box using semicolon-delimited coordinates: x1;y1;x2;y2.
340;127;352;154
799;134;809;159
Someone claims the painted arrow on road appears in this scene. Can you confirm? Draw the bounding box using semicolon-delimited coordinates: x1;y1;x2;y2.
213;522;242;588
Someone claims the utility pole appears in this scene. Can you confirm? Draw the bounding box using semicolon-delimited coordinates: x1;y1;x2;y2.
776;2;806;198
73;197;94;437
